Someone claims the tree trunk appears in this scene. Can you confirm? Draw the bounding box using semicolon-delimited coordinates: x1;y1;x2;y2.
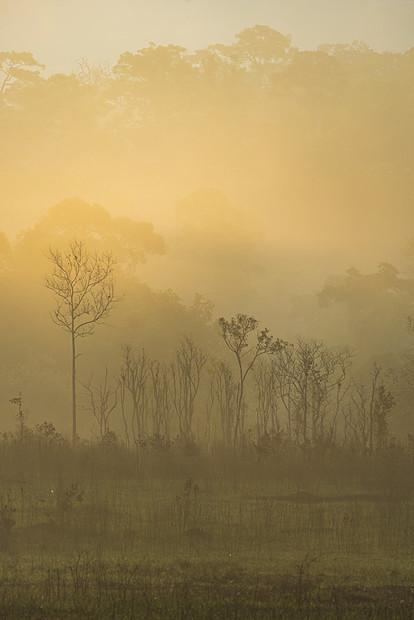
72;332;77;442
233;357;244;450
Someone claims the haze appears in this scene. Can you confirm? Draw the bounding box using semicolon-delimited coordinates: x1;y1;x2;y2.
2;0;413;75
1;2;414;616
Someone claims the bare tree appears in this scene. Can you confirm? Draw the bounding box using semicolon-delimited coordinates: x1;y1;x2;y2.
218;314;287;448
344;363;395;454
119;346;149;444
45;240;119;442
75;57;110;86
210;360;239;449
274;337;351;448
171;336;207;444
254;359;281;440
82;368;118;439
148;359;171;441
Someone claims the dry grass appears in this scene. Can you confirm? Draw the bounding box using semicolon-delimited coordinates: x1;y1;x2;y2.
0;437;413;616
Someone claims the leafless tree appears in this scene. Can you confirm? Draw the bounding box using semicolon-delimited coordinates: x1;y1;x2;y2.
82;368;118;439
343;377;369;452
171;336;207;443
344;363;395;454
210;360;239;449
45;240;119;442
148;359;171;441
120;346;149;444
254;359;281;440
274;338;351;448
118;372;129;447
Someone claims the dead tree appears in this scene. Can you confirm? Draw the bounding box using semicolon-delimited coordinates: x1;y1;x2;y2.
344;363;395;454
171;336;207;444
82;368;118;439
254;359;281;440
148;360;172;442
210;360;239;449
45;240;119;442
274;338;351;448
120;346;149;444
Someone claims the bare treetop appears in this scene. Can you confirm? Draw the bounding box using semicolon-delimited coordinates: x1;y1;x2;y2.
45;239;118;339
45;239;121;441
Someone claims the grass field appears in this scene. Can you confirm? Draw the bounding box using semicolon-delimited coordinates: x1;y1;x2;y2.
0;436;413;618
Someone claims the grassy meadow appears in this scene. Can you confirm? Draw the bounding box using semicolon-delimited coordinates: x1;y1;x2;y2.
0;433;413;618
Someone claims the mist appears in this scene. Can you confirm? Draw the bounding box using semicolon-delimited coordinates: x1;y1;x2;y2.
0;14;414;618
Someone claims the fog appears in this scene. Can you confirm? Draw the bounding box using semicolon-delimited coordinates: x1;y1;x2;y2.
1;24;414;430
0;11;414;618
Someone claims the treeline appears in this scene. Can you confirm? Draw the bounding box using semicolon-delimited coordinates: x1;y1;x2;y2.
1;27;413;262
2;31;413;122
1;198;414;443
1;27;413;444
6;314;401;457
82;330;399;455
1;199;414;443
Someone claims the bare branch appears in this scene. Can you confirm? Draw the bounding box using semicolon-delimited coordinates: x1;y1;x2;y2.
45;239;121;442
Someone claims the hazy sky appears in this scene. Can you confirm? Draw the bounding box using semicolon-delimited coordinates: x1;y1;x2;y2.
1;0;413;74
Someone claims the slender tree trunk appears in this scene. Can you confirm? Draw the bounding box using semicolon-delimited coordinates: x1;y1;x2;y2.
369;366;380;455
303;383;308;449
72;331;77;442
233;357;244;449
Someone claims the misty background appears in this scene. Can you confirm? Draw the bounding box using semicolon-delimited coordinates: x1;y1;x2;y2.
2;6;414;618
0;15;413;440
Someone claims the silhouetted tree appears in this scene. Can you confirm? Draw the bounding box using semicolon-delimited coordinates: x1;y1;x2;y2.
210;359;239;449
211;25;292;69
171;336;207;444
218;314;287;448
344;363;395;454
274;337;351;447
148;359;171;441
119;346;149;444
82;368;118;439
45;240;119;441
0;51;44;100
254;359;281;441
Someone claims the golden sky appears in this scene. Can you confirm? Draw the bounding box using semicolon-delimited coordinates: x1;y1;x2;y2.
1;0;413;74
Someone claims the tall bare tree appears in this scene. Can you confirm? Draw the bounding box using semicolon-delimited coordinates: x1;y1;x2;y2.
45;240;118;441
